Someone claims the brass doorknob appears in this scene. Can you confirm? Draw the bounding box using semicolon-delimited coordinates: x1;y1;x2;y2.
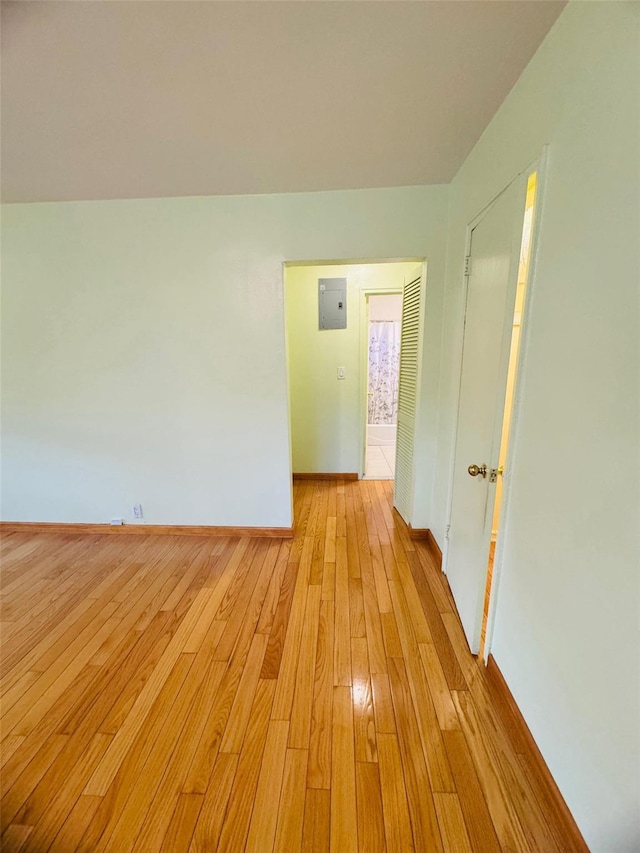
468;463;488;478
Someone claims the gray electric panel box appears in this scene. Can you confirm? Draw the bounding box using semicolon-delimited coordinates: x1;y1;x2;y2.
318;278;347;330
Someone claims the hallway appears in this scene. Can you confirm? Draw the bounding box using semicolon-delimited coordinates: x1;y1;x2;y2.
0;480;583;851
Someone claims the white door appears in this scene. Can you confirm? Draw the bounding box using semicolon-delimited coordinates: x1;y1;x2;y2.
394;267;423;523
446;177;526;652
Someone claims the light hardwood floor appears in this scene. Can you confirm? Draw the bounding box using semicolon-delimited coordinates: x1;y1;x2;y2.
0;480;583;851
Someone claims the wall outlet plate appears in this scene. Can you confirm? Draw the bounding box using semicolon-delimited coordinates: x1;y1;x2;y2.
133;504;143;519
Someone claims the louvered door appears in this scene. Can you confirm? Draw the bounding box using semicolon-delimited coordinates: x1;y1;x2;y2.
394;268;423;522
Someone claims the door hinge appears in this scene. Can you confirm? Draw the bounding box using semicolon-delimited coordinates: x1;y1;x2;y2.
464;256;471;276
445;524;451;541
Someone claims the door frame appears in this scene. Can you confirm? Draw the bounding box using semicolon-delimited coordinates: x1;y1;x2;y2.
282;257;423;521
442;148;549;660
358;288;403;479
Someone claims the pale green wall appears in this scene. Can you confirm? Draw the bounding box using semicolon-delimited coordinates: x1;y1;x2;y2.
432;2;639;848
3;4;636;846
285;262;417;475
1;186;448;528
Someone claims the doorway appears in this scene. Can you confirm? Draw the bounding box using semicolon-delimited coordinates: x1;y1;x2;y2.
364;294;402;479
445;165;540;655
479;170;538;654
284;260;420;496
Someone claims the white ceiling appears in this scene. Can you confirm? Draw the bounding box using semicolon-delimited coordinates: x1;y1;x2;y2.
1;1;566;203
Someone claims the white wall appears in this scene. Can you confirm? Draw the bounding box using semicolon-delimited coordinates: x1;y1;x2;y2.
286;263;415;475
433;2;640;849
1;185;448;528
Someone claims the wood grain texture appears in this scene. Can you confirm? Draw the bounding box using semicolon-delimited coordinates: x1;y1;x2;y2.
292;473;359;481
426;528;443;568
434;792;473;853
355;760;386;853
302;788;330;853
0;482;584;851
214;678;275;852
0;522;293;538
160;793;203;852
274;748;309;852
330;686;357;853
407;525;430;540
484;655;589;852
245;720;289;853
307;599;334;789
377;731;415;852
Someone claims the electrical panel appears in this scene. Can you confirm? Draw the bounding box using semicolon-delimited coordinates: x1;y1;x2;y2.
318;278;347;330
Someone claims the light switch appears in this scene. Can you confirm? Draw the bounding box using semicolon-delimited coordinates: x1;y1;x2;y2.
337;367;346;380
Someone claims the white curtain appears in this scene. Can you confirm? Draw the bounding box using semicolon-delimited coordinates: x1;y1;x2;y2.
368;320;401;424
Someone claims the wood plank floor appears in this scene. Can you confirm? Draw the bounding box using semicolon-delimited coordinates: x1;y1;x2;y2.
0;480;580;852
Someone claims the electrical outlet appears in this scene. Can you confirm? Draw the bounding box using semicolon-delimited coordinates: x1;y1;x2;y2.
133;504;143;519
110;518;124;526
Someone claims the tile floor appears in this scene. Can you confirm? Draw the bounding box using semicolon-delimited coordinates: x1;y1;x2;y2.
365;443;396;479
